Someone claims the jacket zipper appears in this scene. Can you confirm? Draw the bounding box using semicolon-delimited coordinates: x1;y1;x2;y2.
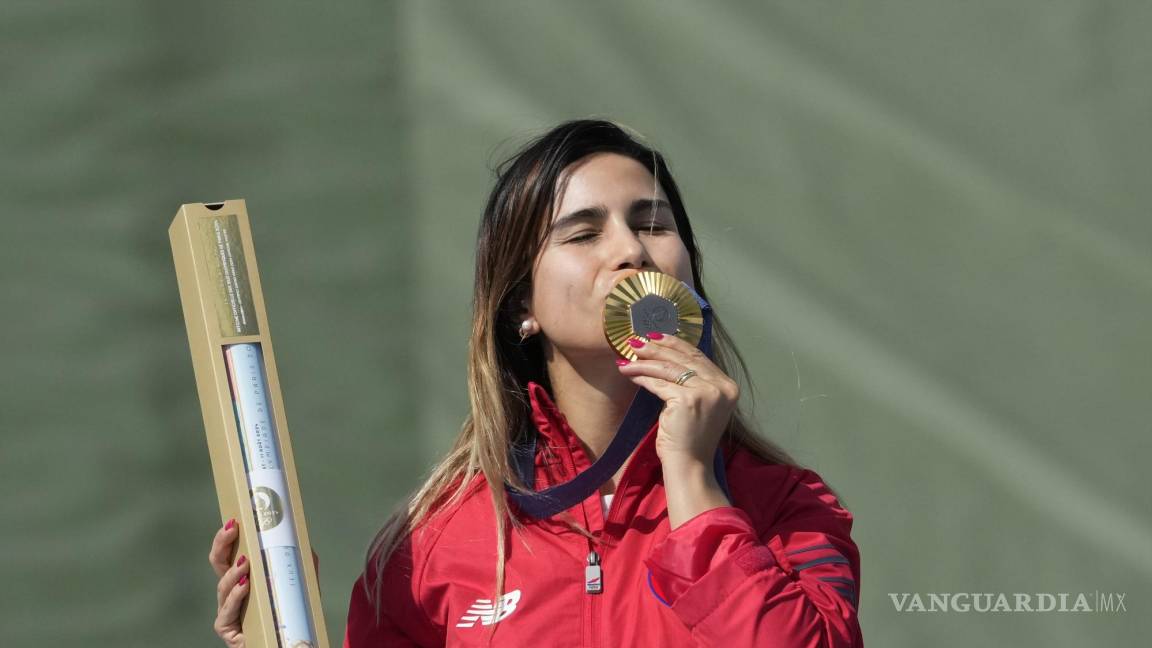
585;549;603;594
580;452;648;647
554;422;654;646
562;444;602;647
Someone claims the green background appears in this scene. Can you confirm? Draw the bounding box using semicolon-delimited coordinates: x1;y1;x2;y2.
2;1;1148;646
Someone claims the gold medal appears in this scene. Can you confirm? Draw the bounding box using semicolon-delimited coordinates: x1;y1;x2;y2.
603;271;703;360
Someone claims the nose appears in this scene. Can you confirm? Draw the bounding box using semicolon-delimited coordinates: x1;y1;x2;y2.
608;222;653;271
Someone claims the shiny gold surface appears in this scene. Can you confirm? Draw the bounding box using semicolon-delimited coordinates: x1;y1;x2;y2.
603;271;703;360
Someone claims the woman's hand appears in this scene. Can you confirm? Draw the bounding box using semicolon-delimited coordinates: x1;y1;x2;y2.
616;332;737;528
209;519;250;648
208;520;322;647
615;332;739;465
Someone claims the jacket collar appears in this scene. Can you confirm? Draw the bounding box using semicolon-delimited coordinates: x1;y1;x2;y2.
526;381;575;447
524;380;663;478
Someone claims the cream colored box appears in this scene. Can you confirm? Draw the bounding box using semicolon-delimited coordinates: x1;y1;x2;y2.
170;199;329;648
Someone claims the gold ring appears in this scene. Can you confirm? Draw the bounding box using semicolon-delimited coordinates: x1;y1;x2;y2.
674;369;697;386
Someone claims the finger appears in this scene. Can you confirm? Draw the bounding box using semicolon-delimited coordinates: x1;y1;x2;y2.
214;572;251;640
632;335;739;399
630;335;721;381
624;373;684;402
618;359;700;388
217;554;251;609
209;519;239;578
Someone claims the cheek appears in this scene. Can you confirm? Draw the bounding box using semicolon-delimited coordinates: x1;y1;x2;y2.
532;257;581;317
679;256;696;287
654;240;694;286
531;253;605;338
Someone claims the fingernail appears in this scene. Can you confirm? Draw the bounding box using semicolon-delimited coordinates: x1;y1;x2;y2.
647;332;665;340
615;358;630;366
224;518;235;531
237;555;247;567
238;575;248;586
627;338;645;349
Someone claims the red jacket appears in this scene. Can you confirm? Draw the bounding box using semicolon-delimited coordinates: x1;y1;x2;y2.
345;382;862;646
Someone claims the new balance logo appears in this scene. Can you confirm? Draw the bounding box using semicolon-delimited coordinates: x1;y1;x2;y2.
455;589;522;628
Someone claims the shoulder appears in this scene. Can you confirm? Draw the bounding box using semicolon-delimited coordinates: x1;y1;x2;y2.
409;472;492;552
724;445;854;539
723;446;861;590
346;473;492;645
382;472;496;590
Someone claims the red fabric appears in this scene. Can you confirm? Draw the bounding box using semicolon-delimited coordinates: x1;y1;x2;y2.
345;382;862;647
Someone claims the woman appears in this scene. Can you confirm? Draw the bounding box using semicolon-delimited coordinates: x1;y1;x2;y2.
209;119;862;647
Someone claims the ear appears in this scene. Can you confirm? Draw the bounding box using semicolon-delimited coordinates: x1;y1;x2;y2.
509;281;543;340
516;301;540;335
510;282;534;321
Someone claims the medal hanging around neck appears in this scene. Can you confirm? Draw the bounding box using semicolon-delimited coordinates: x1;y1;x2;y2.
507;271;731;520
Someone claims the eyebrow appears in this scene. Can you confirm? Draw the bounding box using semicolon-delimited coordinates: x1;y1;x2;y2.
552;198;673;232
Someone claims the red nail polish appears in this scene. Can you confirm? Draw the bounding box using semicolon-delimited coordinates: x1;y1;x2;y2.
238;575;248;586
224;518;235;531
648;332;664;340
627;338;645;349
237;555;247;567
615;358;630;366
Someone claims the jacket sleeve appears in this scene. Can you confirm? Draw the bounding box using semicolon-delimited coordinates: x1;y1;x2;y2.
343;537;445;648
643;469;862;647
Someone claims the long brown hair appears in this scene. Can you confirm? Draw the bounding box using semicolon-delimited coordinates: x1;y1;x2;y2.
365;120;798;635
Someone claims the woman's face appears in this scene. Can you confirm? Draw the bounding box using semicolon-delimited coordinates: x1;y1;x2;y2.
527;152;694;360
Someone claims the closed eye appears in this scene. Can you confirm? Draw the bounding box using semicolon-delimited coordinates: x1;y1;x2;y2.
565;231;600;244
635;222;669;232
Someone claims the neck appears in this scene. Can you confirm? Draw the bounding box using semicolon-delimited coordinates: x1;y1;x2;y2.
545;350;638;466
